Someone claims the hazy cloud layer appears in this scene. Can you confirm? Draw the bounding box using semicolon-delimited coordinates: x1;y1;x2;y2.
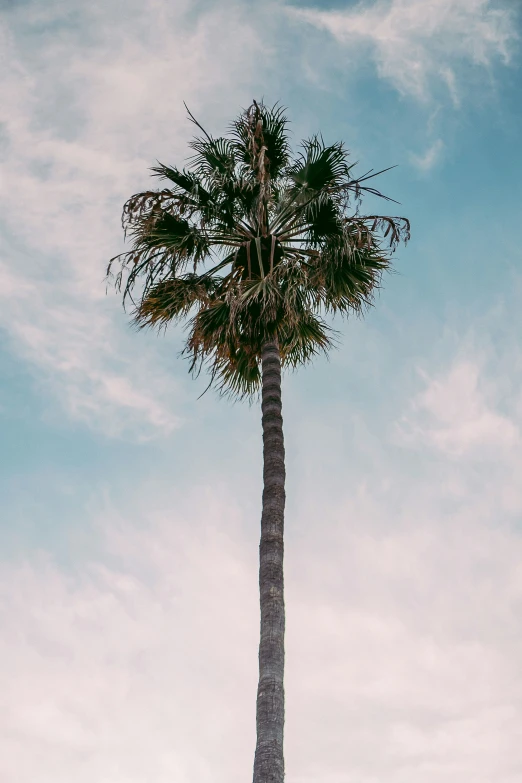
2;357;522;782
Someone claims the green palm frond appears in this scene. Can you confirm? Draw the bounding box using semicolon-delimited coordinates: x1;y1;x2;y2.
145;212;208;257
188;135;237;181
304;197;344;246
279;310;336;368
232;101;291;180
135;273;218;327
289;137;353;193
108;100;410;397
150;164;203;195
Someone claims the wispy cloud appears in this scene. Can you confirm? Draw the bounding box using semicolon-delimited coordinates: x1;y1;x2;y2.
410;138;444;170
400;360;520;457
289;0;517;102
0;0;266;437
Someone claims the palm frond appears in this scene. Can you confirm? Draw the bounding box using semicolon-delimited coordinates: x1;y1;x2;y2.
288;137;353;193
232;101;291;180
150;164;203;195
188;136;237;182
279;310;336;368
135;273;218;328
303;197;344;246
145;211;208;258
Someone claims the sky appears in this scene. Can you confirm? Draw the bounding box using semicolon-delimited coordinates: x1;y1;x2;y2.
1;0;522;781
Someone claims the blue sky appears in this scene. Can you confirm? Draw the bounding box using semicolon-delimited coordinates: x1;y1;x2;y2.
1;1;522;781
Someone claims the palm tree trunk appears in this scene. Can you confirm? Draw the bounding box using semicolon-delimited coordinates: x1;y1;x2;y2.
253;339;286;783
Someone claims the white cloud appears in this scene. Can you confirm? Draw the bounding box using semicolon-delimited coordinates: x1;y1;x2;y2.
410;138;444;170
0;0;267;437
400;360;520;456
0;262;182;437
0;488;259;783
393;347;522;519
290;0;517;102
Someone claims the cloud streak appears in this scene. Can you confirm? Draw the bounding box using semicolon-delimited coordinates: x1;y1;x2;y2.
0;0;267;437
290;0;517;102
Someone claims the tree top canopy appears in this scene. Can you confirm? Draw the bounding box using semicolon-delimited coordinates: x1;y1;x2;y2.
108;100;410;398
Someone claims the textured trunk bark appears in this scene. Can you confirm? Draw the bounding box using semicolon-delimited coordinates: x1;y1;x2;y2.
253;339;286;783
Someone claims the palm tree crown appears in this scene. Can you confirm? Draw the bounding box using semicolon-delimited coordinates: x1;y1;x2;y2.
108;100;409;395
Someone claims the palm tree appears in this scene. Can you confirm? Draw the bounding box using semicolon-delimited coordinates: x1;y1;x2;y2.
108;100;410;783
